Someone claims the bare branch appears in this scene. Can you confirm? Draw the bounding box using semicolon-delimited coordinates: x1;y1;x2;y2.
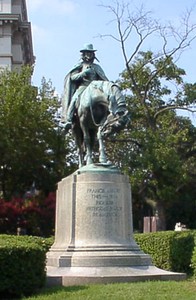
98;0;196;117
98;1;196;74
154;106;196;119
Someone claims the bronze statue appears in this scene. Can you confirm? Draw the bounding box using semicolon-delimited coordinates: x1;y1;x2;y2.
62;43;108;130
61;44;129;167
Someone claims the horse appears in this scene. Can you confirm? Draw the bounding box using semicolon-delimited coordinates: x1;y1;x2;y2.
71;80;129;167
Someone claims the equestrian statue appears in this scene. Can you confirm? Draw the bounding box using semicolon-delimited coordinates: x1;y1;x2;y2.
61;43;129;167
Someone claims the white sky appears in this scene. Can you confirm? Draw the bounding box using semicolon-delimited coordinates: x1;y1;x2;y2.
26;0;196;124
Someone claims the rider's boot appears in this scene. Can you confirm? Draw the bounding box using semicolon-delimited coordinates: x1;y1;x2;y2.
64;111;72;133
64;100;76;133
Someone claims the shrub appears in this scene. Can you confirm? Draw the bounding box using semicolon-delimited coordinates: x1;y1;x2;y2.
0;235;47;298
170;231;194;273
134;231;194;274
190;230;196;278
0;192;56;236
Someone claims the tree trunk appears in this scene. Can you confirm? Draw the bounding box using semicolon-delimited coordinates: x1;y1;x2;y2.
156;201;166;231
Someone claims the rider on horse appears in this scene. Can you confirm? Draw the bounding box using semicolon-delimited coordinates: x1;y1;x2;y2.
62;43;109;131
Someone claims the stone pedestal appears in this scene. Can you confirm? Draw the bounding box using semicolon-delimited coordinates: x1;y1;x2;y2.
47;165;186;286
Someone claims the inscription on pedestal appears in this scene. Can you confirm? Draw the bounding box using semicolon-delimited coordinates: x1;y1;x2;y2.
85;187;122;218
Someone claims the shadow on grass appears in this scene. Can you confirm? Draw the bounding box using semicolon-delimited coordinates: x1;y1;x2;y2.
29;285;88;298
0;285;88;300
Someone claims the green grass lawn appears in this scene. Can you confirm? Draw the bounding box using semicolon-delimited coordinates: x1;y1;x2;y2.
24;279;196;300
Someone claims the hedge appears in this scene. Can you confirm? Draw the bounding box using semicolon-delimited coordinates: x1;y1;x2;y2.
0;235;48;298
190;230;196;278
0;231;196;298
134;231;195;274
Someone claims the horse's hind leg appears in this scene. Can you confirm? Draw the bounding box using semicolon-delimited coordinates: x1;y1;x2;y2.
97;127;107;164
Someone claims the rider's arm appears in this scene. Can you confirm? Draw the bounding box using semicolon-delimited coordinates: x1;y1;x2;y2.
71;72;84;81
71;68;92;82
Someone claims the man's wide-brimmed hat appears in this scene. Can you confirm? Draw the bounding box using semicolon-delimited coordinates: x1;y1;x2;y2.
80;43;97;52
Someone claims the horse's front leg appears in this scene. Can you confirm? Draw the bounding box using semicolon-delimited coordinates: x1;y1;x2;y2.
77;147;84;168
81;125;93;165
97;127;107;164
85;138;93;165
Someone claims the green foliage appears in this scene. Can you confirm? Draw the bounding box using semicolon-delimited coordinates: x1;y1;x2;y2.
170;232;195;273
108;51;196;230
184;83;196;105
41;236;54;252
0;235;47;297
134;231;195;274
191;230;196;278
0;67;70;199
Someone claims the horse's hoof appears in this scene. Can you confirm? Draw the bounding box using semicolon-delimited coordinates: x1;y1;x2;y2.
86;159;93;165
99;156;107;164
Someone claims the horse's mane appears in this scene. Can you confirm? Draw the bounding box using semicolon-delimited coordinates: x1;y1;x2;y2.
90;80;120;94
90;80;105;92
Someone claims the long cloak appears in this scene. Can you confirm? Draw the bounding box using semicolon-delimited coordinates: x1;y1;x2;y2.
61;62;108;122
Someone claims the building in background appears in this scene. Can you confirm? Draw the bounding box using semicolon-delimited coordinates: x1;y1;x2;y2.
0;0;34;70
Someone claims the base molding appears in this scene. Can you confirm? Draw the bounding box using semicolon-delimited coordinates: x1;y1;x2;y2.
47;265;186;286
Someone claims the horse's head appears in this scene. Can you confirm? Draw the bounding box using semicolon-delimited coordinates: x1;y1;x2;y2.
100;110;130;137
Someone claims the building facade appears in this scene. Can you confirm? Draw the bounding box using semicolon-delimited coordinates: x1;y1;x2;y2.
0;0;34;70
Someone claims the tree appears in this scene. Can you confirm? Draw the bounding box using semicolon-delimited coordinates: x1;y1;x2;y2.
105;52;196;230
0;66;71;199
99;2;196;230
0;192;56;236
99;1;196;114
